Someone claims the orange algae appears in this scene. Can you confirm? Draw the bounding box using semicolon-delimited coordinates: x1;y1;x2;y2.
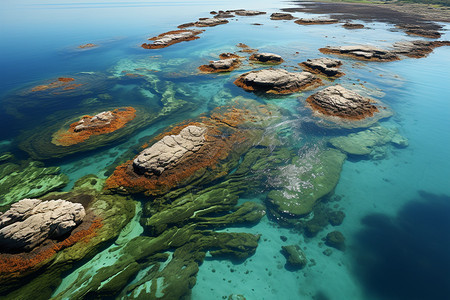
31;77;79;92
53;107;136;146
0;219;103;277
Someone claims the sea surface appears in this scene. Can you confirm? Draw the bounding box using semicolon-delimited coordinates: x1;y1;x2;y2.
0;0;449;299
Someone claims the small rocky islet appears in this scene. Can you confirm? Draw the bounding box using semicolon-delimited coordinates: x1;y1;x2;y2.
0;4;447;299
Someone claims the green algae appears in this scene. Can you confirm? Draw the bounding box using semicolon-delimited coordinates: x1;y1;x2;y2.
267;148;346;218
0;160;69;208
329;125;408;158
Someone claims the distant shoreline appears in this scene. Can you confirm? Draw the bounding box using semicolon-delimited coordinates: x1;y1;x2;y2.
283;0;450;24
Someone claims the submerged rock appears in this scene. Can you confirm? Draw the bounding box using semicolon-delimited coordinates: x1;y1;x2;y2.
329;125;408;158
299;57;344;78
325;231;345;251
198;58;241;73
235;10;266;16
0;160;68;207
249;53;284;64
234;68;322;94
0;199;85;250
319;45;399;62
392;40;450;59
342;22;365;29
306;85;381;120
78;43;98;49
295;18;338;25
282;245;307;270
267;148;346;217
142;29;204;49
270;13;295;20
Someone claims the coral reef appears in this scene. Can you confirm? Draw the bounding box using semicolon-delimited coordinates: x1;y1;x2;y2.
142;30;204;49
0;160;68;207
234;68;322;94
52;107;136;146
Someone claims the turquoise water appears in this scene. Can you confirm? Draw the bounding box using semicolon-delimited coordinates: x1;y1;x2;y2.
1;0;449;299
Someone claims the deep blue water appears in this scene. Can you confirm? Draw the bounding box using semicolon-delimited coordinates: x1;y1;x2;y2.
0;1;449;299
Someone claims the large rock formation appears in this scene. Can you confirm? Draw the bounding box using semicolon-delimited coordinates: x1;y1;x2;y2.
235;10;266;16
72;111;114;132
295;18;338;25
0;199;85;250
299;57;344;78
249;53;284;64
142;30;204;49
319;45;399;62
306;85;380;120
234;68;322;94
133;125;206;176
392;40;450;58
198;58;241;73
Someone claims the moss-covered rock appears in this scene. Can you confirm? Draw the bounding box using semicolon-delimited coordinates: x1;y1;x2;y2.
325;230;345;251
329;125;408;158
267;148;346;218
282;245;307;270
0;160;69;208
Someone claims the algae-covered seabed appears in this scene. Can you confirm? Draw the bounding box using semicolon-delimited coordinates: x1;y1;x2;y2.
0;0;449;299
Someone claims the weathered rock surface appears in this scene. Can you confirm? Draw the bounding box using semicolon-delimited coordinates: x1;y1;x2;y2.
270;13;295;20
329;125;408;158
282;245;307;269
392;40;450;58
198;58;240;73
342;22;365;29
397;24;442;39
295;18;338;25
133;125;206;176
0;199;85;250
319;45;399;62
0;160;69;207
249;52;284;64
234;68;322;94
179;18;229;28
306;85;380;120
235;10;266;16
73;111;114;132
299;57;344;78
142;30;203;49
213;10;235;18
267;148;346;217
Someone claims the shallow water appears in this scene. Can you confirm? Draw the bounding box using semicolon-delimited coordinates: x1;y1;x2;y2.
0;0;449;299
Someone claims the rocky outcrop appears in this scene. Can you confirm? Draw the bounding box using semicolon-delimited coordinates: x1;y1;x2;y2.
392;40;450;58
142;30;203;49
235;10;266;16
0;199;85;251
198;58;241;73
319;45;399;62
282;245;307;270
270;13;295;20
178;18;229;28
295;18;338;25
306;85;380;120
234;68;322;94
249;53;284;64
342;22;364;29
219;52;240;59
212;10;235;18
133;125;206;176
325;231;345;251
299;57;344;78
237;43;258;53
397;24;442;39
52;107;137;146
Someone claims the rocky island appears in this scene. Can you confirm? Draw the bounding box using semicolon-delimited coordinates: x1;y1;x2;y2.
142;29;204;49
249;53;284;65
319;45;399;62
299;57;344;78
198;58;241;73
295;18;338;25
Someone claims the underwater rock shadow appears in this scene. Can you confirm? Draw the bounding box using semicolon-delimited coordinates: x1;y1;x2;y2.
352;191;450;300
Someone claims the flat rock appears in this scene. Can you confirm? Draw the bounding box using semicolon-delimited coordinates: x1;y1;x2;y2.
0;198;85;250
392;40;450;58
142;30;203;49
249;53;284;64
198;58;240;73
270;13;295;20
319;45;399;62
342;22;365;29
295;18;338;25
306;85;380;120
235;10;266;16
234;68;321;94
397;24;442;39
133;125;206;176
299;57;344;78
